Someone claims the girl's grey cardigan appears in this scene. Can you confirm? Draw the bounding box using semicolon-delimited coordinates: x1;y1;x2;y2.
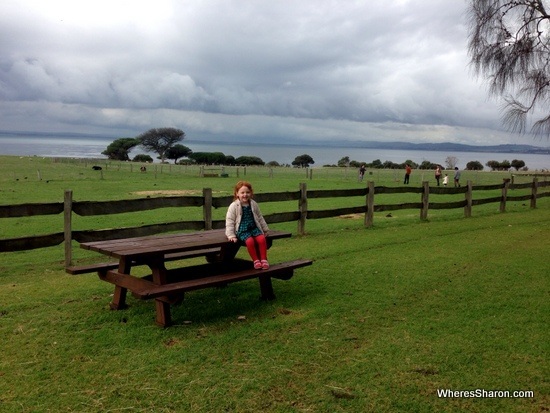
225;199;269;239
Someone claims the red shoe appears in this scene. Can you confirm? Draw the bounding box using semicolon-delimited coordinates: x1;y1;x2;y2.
253;260;262;270
261;260;269;270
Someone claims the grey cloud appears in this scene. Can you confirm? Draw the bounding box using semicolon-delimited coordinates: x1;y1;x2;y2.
0;0;528;145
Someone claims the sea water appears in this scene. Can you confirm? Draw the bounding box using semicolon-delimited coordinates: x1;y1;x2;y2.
1;135;548;170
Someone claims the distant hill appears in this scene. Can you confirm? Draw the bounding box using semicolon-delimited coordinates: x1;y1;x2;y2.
250;139;549;154
344;141;550;154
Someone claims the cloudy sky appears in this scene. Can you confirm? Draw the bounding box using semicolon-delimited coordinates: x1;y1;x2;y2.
0;0;539;146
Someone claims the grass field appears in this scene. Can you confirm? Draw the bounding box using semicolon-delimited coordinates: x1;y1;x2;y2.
0;155;548;412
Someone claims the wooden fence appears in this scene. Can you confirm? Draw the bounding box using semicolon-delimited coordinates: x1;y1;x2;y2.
1;179;548;268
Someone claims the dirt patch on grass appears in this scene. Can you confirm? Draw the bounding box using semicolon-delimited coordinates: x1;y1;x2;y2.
339;214;363;219
132;190;201;196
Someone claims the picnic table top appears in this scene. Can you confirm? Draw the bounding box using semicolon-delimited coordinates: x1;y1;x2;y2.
80;228;291;260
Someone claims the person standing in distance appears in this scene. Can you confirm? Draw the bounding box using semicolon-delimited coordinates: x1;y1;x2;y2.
454;167;461;187
435;165;442;186
404;164;412;184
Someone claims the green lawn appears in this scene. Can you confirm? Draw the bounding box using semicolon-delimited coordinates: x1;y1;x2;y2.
0;155;548;412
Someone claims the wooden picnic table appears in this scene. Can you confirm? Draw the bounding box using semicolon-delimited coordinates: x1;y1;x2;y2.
79;229;312;327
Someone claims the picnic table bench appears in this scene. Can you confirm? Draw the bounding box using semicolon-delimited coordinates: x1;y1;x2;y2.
75;229;312;327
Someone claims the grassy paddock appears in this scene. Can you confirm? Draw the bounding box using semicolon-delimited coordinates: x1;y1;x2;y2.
0;155;548;412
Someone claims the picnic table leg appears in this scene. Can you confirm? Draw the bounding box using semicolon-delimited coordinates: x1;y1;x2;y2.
154;300;172;327
149;257;172;327
208;242;241;263
259;275;275;300
109;258;132;310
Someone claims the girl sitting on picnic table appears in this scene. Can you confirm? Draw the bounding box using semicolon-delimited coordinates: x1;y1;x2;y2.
226;181;270;270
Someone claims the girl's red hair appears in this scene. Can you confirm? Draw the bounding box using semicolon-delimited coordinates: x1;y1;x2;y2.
233;181;254;200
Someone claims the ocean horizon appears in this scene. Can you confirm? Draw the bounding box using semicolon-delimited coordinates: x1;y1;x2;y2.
1;134;549;170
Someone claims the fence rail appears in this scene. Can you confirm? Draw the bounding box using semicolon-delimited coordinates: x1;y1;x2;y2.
1;179;548;268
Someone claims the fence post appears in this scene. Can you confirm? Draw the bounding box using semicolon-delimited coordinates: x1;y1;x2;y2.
199;165;204;177
500;180;509;213
464;180;473;218
309;169;313;180
298;182;307;235
64;189;73;267
203;188;213;230
420;181;429;220
531;177;538;208
365;181;374;227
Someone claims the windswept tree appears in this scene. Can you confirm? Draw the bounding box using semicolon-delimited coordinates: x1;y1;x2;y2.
468;0;550;137
138;128;185;162
102;138;140;161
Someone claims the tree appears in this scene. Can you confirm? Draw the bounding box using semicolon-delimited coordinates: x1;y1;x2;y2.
102;138;140;161
418;160;438;170
402;159;418;169
445;156;458;170
486;159;511;170
337;156;351;167
466;160;484;170
511;159;526;170
500;159;512;170
382;160;400;169
292;154;315;168
468;0;550;137
235;156;265;166
137;128;185;162
486;160;500;171
132;154;153;163
188;152;227;164
165;144;192;164
370;159;383;168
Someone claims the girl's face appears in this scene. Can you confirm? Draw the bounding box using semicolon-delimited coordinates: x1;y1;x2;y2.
236;185;252;204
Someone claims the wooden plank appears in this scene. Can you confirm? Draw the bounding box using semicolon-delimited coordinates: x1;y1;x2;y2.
379;187;424;194
73;221;205;243
66;262;119;275
471;197;502;206
134;259;313;299
298;183;307;235
307;206;366;220
307;188;367;199
80;229;291;259
264;211;301;224
0;202;63;218
99;269;156;291
65;248;221;274
0;233;64;252
64;190;73;267
72;196;203;216
507;194;535;202
421;181;429;220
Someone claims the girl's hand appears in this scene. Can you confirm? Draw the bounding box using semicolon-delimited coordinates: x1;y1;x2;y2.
229;237;238;243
